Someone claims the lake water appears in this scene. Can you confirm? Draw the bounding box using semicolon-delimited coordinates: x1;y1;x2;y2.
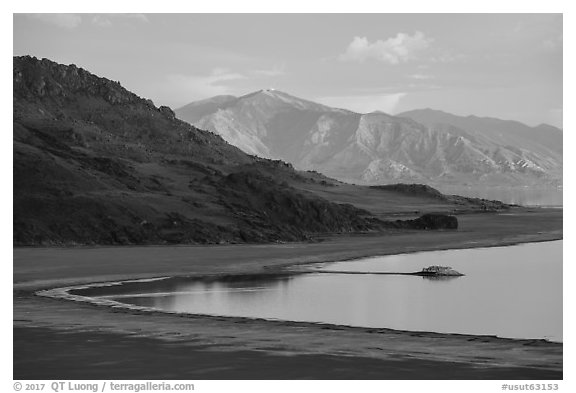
436;186;562;207
88;241;562;342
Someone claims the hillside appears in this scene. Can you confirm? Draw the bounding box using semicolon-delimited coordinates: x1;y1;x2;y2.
13;56;506;246
397;109;562;158
176;91;562;187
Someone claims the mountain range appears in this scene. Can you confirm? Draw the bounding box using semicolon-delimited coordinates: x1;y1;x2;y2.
14;56;505;246
176;90;562;187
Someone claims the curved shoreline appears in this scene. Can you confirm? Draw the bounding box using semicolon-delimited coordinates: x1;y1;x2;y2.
263;233;563;273
14;209;564;378
34;238;562;344
36;281;562;347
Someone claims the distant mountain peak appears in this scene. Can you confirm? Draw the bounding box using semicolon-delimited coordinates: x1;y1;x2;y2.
175;90;562;187
191;94;238;104
401;108;451;116
231;89;338;113
400;108;560;131
535;123;562;132
398;107;562;160
250;88;300;99
366;110;392;116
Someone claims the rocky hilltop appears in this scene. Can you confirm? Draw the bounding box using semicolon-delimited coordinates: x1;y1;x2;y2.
13;56;506;246
176;91;562;187
13;56;376;245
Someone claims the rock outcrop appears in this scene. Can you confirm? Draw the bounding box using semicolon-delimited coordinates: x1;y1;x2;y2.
412;266;464;276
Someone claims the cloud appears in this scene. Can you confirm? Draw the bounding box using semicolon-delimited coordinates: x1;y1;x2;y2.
408;74;434;80
91;13;149;27
27;13;82;29
163;68;247;101
340;32;433;64
407;83;441;90
159;66;285;105
123;14;149;23
542;34;562;50
316;93;406;114
92;15;112;27
251;66;285;77
429;53;465;63
208;68;246;82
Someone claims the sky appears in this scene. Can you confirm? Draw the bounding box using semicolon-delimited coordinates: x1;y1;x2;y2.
13;13;563;127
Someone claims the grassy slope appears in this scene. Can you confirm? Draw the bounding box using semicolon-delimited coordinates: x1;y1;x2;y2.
14;56;508;246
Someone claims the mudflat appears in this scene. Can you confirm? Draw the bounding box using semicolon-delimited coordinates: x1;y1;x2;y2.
14;208;563;379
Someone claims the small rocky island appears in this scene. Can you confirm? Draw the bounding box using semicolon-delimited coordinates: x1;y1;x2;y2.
413;266;464;277
307;265;465;277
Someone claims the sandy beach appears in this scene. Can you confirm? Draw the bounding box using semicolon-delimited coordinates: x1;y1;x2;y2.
14;208;563;379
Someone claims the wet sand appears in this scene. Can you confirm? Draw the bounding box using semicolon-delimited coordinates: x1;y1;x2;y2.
14;208;563;379
14;326;561;380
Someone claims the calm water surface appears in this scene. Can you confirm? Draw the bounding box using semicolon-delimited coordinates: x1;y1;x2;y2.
436;186;562;207
96;241;562;342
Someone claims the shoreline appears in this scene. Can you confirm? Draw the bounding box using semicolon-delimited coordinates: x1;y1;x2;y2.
14;209;563;379
263;232;563;272
14;212;563;292
36;238;562;344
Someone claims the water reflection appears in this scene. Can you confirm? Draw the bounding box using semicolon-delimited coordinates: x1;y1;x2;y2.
100;274;298;316
419;275;461;282
87;241;562;342
72;273;296;298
